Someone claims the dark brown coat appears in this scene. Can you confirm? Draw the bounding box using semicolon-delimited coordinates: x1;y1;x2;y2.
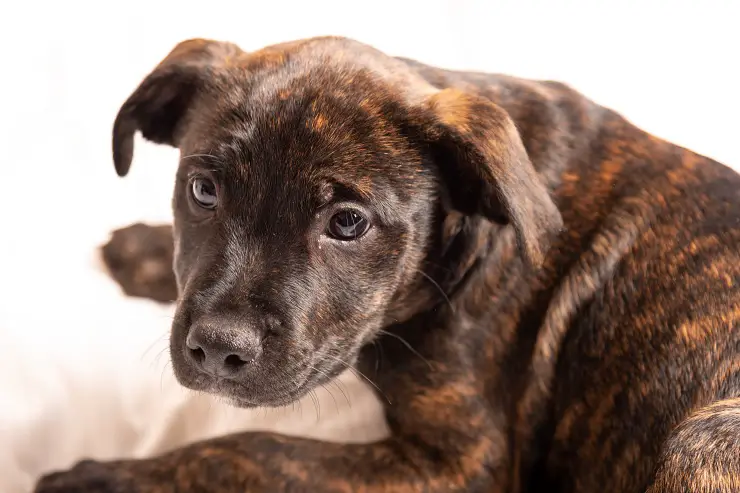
37;36;740;493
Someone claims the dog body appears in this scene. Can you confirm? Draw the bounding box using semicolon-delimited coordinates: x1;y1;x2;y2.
38;37;740;492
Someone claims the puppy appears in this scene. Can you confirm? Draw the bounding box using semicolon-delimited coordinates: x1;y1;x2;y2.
36;36;740;492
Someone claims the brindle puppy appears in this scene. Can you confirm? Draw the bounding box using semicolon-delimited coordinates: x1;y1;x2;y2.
36;37;740;493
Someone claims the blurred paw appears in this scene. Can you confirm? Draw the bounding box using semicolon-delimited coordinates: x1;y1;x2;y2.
34;460;139;493
100;223;178;303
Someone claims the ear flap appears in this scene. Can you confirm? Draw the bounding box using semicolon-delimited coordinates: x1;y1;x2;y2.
422;89;563;267
112;39;244;177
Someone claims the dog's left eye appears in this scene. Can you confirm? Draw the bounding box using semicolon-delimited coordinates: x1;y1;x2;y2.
190;177;218;209
327;210;370;240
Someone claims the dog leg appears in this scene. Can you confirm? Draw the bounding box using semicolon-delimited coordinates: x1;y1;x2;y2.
100;223;178;303
34;350;507;493
34;423;504;493
646;397;740;492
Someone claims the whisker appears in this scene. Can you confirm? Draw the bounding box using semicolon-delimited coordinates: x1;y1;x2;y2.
306;364;341;415
321;383;340;415
308;389;320;422
421;258;455;275
372;340;382;375
139;332;169;363
323;353;391;404
152;346;170;368
269;366;311;418
417;269;454;312
331;379;352;408
309;362;352;409
159;360;172;392
377;330;433;369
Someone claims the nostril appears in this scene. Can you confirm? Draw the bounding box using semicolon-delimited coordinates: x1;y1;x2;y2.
224;354;248;370
189;346;206;364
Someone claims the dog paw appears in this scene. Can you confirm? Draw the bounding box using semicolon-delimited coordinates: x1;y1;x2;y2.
34;460;140;493
100;223;178;303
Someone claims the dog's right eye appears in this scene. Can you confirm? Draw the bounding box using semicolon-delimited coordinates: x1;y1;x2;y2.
190;177;218;210
327;210;370;240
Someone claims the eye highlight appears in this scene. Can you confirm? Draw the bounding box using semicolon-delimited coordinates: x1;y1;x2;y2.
327;210;370;240
190;176;218;209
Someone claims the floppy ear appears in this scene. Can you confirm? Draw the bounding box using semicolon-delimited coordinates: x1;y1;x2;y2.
422;89;563;267
112;39;244;177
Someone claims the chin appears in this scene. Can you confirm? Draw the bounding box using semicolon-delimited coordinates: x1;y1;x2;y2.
226;390;308;409
170;362;319;409
189;376;309;408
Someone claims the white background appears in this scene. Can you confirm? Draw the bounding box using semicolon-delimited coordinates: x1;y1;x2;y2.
1;1;739;492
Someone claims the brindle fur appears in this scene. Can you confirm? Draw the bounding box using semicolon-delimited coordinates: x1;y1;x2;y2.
101;223;178;303
36;37;740;492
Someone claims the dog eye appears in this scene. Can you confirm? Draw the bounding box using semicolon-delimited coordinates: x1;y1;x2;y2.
190;177;218;209
327;210;370;240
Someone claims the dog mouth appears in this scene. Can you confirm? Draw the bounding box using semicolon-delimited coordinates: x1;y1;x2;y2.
175;355;348;408
168;309;365;407
226;382;314;408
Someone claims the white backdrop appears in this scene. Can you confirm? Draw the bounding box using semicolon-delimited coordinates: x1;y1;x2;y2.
1;1;739;492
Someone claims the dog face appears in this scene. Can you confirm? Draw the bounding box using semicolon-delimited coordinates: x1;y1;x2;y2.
112;37;562;407
166;69;440;407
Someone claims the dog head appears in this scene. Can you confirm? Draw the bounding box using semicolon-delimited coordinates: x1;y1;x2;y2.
112;37;562;407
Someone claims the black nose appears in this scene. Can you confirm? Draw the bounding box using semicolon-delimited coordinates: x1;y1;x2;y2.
185;315;264;377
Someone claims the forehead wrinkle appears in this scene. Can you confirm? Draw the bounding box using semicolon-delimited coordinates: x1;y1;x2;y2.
248;65;388;131
201;64;425;228
219;128;255;180
183;105;257;176
227;65;407;164
241;59;316;113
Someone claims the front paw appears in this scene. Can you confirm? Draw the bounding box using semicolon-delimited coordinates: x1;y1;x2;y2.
34;460;140;493
100;222;178;303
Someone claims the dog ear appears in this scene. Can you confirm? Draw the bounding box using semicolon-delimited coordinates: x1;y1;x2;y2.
112;39;244;177
421;89;563;267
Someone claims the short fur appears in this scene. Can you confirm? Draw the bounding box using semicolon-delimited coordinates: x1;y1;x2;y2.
36;37;740;493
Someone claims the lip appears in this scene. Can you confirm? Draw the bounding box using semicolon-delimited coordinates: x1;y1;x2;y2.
180;364;317;408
